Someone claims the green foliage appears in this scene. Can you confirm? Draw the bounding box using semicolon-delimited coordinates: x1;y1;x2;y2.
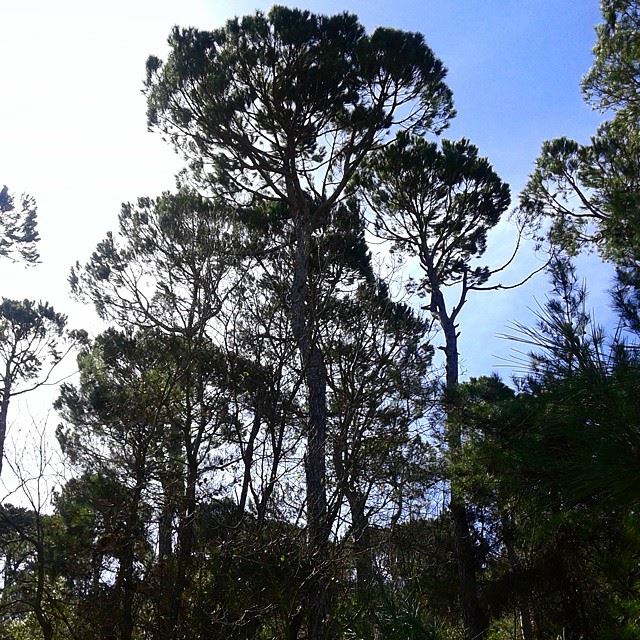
582;0;640;120
145;5;454;204
519;122;640;260
0;298;70;476
448;260;640;638
0;299;66;383
8;4;640;640
361;134;510;291
0;185;39;264
187;514;308;639
519;0;640;268
70;190;240;330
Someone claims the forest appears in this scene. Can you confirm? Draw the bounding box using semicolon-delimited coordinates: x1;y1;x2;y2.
1;1;639;638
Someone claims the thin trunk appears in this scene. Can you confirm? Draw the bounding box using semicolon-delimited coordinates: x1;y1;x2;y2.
155;478;176;640
238;403;262;520
286;606;305;640
118;543;136;640
450;501;486;639
168;461;197;637
117;483;143;640
165;368;206;639
433;287;488;640
519;606;535;640
333;428;374;623
256;411;285;526
91;551;103;595
0;374;11;478
34;538;54;640
501;514;534;640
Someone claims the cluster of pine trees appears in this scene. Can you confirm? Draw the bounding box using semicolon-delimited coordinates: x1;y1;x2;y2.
1;2;639;638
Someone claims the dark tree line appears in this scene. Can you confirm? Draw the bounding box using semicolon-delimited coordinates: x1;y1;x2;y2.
1;2;640;639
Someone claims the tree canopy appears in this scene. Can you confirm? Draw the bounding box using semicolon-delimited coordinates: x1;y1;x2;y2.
2;3;640;640
0;185;39;265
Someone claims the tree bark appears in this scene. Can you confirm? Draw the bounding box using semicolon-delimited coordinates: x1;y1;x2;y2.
168;459;198;638
117;538;136;640
0;372;11;478
347;490;373;596
155;476;176;640
433;287;488;640
34;536;54;640
238;403;262;519
346;488;377;638
113;481;144;640
290;210;331;640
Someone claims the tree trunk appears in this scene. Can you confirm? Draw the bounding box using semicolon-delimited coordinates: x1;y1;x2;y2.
286;606;305;640
155;478;176;640
290;211;331;640
116;483;144;640
450;500;487;639
501;514;534;640
0;375;11;478
34;537;54;640
347;490;373;596
167;460;198;638
117;542;136;640
256;411;286;526
347;489;376;638
433;287;488;640
238;403;262;519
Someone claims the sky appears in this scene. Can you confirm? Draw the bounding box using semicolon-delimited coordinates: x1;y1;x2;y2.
0;0;613;430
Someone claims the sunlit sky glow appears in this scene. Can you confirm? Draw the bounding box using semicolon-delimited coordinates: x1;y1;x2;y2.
1;0;613;405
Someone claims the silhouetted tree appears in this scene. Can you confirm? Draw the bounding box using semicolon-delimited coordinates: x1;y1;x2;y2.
0;185;39;265
144;8;454;637
360;133;511;639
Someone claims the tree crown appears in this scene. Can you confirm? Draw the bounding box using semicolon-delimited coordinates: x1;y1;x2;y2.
145;6;454;210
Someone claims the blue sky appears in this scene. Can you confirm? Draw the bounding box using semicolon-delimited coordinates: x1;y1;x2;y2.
0;0;613;388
